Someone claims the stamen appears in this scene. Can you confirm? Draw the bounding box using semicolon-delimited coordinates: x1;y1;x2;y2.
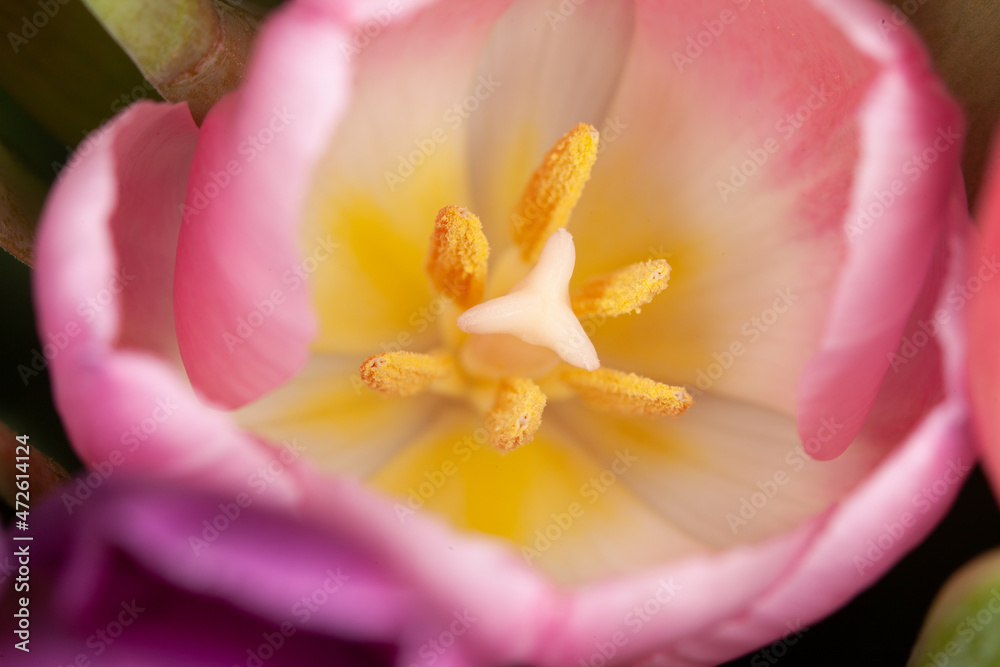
485;377;546;452
457;228;600;371
572;259;671;319
425;206;490;309
561;367;693;417
360;351;455;397
510;123;599;263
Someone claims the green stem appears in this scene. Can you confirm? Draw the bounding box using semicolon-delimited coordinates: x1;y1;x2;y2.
81;0;258;123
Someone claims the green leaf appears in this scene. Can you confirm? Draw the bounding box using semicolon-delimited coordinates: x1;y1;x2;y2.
908;549;1000;666
0;0;156;166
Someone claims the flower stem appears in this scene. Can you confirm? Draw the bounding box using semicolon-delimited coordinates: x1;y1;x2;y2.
81;0;258;123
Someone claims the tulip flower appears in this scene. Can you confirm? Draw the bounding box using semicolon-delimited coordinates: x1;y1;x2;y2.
33;0;973;663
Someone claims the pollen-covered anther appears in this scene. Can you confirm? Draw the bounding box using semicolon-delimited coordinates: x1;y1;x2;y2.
510;123;599;263
360;351;455;397
561;367;693;417
485;377;547;452
425;205;490;309
571;259;671;319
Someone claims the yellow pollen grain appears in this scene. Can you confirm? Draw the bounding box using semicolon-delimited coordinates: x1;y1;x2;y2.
425;206;490;309
571;259;671;320
485;377;547;452
360;351;455;397
510;123;599;263
561;367;693;418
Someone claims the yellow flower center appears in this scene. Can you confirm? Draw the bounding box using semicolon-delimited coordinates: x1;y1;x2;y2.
358;123;693;451
361;123;693;452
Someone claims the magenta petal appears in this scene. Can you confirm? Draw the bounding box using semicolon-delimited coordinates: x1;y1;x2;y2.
173;3;361;409
797;0;966;460
33;102;298;504
3;479;410;665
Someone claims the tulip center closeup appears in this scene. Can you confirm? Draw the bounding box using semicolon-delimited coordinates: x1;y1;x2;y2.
358;124;693;452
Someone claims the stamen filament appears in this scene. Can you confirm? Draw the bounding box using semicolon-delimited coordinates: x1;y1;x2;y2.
360;351;456;397
426;206;490;309
571;259;671;319
561;367;693;417
510;123;599;263
485;377;547;452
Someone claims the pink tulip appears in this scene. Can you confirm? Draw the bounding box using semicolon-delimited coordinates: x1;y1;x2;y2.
34;0;973;663
969;138;1000;500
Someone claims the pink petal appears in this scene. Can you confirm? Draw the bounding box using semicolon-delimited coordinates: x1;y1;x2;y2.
796;0;966;460
969;135;1000;497
296;0;512;355
293;471;559;664
284;225;972;667
33;102;298;504
174;2;365;409
465;0;635;244
565;0;877;421
672;392;970;664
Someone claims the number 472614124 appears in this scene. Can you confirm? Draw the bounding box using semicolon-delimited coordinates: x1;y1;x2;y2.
14;434;29;520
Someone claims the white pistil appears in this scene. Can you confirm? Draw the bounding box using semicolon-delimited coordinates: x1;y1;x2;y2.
456;228;600;371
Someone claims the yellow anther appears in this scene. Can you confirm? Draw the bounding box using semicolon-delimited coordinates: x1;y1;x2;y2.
426;206;490;309
485;377;547;452
510;123;599;263
360;351;455;397
561;367;693;417
571;259;671;320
